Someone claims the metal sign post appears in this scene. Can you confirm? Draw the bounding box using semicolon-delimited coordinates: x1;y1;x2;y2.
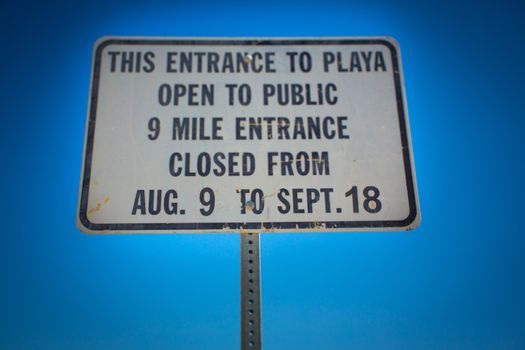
240;232;262;349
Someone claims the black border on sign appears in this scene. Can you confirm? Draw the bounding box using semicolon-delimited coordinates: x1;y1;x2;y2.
78;38;418;232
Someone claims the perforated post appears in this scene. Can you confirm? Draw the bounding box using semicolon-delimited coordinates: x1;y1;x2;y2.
241;232;262;350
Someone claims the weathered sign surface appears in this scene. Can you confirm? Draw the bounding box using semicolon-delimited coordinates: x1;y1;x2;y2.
77;37;420;233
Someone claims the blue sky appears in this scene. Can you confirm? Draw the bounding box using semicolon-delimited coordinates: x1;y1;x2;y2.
1;0;524;349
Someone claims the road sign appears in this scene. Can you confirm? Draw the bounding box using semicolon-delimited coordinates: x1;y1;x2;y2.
77;37;420;233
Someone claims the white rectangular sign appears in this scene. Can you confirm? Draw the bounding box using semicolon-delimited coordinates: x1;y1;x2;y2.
77;37;420;233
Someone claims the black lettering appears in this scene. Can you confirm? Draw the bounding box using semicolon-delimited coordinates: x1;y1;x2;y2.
337;52;348;72
173;118;189;140
222;52;234;72
236;118;247;140
208;52;220;72
307;117;321;139
148;189;161;215
277;188;290;214
194;52;205;72
306;189;320;213
198;118;210;140
281;152;294;175
202;84;214;105
237;52;250;73
169;153;183;176
277;117;290;139
251;52;263;73
108;51;120;72
229;152;239;176
164;190;178;214
265;52;276;73
197;153;211;176
350;52;362;72
263;84;275;105
326;83;338;105
131;190;146;215
337;116;349;139
277;84;290;105
158;84;171;106
292;189;304;214
240;189;250;214
286;52;298;72
306;84;318;105
312;152;330;175
296;152;310;176
143;52;155;72
180;52;192;72
213;153;226;176
323;52;335;72
268;152;278;176
238;84;251;106
263;117;275;139
361;51;372;71
173;84;186;105
120;51;133;72
184;154;196;176
242;153;255;176
166;52;178;72
252;189;264;214
249;117;262;140
320;188;333;213
212;118;222;140
291;84;303;105
293;117;306;139
322;117;336;139
375;52;387;71
226;84;236;106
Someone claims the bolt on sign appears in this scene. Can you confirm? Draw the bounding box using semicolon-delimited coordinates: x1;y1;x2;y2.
77;37;420;233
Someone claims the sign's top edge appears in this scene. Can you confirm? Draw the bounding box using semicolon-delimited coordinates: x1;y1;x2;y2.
94;35;400;46
95;35;397;39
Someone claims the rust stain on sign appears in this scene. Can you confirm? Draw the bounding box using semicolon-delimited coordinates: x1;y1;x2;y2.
88;196;110;214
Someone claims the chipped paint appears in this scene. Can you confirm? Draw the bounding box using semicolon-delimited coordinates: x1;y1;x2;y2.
243;54;253;64
88;196;110;215
88;203;101;214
